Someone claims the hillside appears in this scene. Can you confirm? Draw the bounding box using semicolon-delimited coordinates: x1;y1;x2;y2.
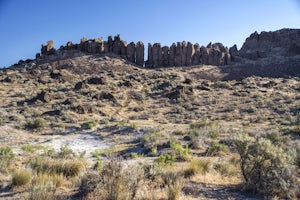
0;29;299;199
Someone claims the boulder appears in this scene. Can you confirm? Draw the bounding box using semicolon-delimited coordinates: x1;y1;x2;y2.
41;40;55;55
87;77;105;85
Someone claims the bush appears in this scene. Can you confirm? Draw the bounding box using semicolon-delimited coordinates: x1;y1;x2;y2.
161;171;183;200
29;157;85;177
0;146;14;172
206;140;227;156
235;133;298;199
32;173;64;188
156;154;175;166
170;141;190;161
81;120;98;129
12;169;31;186
214;162;239;177
184;159;211;178
80;159;143;200
29;184;56;200
24;118;45;131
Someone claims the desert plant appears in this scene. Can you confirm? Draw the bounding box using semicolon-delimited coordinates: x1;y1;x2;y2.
22;144;35;153
184;159;211;178
156;154;175;166
81;120;98;129
235;133;298;199
29;156;85;177
161;171;183;200
29;183;56;200
206;140;227;156
32;173;64;188
24;118;45;131
0;146;14;172
170;141;190;161
12;169;31;186
80;159;143;200
214;162;239;177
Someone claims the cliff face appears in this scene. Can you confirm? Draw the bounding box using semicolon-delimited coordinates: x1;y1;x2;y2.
15;28;300;79
236;28;300;60
221;29;300;79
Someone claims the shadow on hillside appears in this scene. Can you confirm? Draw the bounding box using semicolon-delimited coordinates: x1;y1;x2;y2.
183;181;262;200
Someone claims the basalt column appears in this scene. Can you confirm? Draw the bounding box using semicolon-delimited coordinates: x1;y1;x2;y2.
136;41;144;66
192;44;201;65
126;42;136;63
181;41;187;66
175;42;182;66
152;43;162;68
162;46;169;67
169;43;176;67
146;43;153;67
186;42;195;66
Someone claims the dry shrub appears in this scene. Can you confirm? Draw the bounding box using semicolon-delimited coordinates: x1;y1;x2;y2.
80;159;143;200
161;171;183;200
29;156;85;177
12;169;31;186
184;159;211;178
235;132;299;199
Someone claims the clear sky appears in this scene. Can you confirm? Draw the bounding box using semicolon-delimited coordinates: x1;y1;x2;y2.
0;0;299;67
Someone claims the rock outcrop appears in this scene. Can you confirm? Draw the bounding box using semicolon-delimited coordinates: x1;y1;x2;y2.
38;28;300;74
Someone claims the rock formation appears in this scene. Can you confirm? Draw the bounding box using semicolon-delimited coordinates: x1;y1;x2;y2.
38;28;300;71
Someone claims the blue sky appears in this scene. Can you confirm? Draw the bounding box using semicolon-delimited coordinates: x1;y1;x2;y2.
0;0;299;67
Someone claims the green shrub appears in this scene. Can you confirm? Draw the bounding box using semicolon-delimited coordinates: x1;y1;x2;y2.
129;123;137;130
156;154;175;166
0;146;14;172
22;144;35;153
24;118;45;131
140;129;163;148
0;117;6;125
206;140;227;156
170;141;190;161
235;133;298;199
81;120;98;129
131;152;138;159
12;169;31;186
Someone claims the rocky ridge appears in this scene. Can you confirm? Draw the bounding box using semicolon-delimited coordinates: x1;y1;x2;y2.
10;28;300;79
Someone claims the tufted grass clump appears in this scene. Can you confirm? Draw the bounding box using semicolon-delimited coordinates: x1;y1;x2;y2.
12;169;32;186
184;159;211;178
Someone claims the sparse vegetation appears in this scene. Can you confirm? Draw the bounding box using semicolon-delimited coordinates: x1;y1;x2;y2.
0;50;300;199
12;169;31;186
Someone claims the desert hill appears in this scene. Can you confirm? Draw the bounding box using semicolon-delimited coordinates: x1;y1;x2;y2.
0;29;299;199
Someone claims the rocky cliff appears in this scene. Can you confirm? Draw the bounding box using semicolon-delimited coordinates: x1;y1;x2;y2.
13;28;300;79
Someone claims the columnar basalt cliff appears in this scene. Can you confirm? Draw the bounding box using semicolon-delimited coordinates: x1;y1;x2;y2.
40;34;231;67
39;28;300;77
